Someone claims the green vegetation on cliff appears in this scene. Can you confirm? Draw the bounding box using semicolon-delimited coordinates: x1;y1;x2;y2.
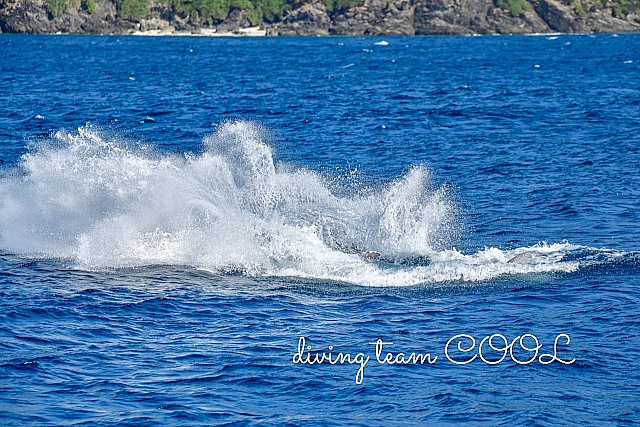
117;0;149;19
44;0;94;17
494;0;531;14
85;0;96;13
46;0;68;16
113;0;366;24
34;0;640;26
324;0;362;12
161;0;289;24
613;0;640;18
163;0;367;24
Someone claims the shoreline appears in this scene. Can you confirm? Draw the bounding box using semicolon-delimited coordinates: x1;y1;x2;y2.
130;27;267;37
2;0;640;38
1;30;635;37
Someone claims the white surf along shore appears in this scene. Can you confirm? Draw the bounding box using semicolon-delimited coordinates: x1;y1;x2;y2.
132;26;266;37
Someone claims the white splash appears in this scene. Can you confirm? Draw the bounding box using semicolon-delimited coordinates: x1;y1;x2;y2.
0;121;578;286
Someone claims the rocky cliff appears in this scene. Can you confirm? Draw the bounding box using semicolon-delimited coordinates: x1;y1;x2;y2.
1;0;639;35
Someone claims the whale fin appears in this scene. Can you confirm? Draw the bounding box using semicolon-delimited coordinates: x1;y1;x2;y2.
358;251;381;260
507;251;541;264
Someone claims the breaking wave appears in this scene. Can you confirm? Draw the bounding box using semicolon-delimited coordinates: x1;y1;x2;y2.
0;121;580;286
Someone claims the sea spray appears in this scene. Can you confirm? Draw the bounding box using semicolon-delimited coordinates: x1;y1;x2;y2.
0;120;578;286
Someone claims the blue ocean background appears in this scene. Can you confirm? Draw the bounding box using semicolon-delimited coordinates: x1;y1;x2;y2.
1;34;639;425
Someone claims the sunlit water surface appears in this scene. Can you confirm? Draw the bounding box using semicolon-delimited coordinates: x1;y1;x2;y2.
0;34;639;425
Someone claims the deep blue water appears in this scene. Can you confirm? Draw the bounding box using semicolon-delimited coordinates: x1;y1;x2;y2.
1;34;639;425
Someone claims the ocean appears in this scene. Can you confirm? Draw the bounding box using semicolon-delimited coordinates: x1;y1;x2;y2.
0;33;639;425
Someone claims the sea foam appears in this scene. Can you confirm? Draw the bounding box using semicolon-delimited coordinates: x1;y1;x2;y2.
0;121;578;286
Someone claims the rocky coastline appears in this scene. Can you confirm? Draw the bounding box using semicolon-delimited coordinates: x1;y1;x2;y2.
1;0;639;36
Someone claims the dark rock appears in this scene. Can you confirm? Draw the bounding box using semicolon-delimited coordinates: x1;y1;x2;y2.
267;1;330;35
484;8;550;33
415;0;493;35
82;1;122;34
584;11;640;32
529;0;587;32
329;0;415;35
414;0;474;35
54;11;86;33
0;0;126;34
217;7;253;32
1;0;55;33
